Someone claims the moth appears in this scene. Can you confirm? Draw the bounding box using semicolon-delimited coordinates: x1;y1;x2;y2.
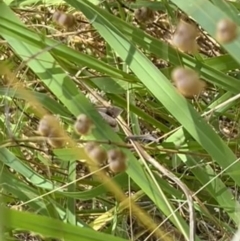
96;105;123;132
96;105;158;143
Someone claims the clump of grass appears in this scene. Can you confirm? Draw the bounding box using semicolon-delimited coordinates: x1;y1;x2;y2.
1;0;240;241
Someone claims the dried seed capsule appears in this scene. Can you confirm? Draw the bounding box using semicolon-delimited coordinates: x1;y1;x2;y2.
52;11;76;28
109;161;127;173
172;21;198;53
37;114;59;136
134;7;154;23
171;67;205;98
74;114;94;136
84;142;107;164
107;149;127;173
216;18;237;44
47;128;65;148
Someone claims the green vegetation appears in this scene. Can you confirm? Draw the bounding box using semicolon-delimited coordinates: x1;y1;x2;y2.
1;0;240;240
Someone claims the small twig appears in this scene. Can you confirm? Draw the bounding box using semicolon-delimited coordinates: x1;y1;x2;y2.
10;143;48;153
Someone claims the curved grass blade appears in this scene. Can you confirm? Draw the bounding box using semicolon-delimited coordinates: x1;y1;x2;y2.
0;148;56;190
3;206;130;241
0;88;72;118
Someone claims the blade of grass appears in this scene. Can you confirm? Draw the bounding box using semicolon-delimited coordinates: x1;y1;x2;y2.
3;206;130;241
0;148;56;190
0;88;72;119
66;160;76;225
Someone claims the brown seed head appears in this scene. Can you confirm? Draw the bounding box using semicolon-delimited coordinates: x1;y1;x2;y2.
216;18;237;44
47;128;65;148
107;149;127;173
74;114;94;136
109;159;127;173
134;7;154;22
52;11;61;22
37;114;59;136
84;142;107;164
52;11;76;28
171;67;205;98
172;21;198;53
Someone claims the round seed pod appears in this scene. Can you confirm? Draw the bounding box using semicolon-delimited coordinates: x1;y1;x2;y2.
134;7;154;23
47;128;65;148
171;67;205;98
74;114;94;136
37;114;59;136
216;18;237;44
84;142;107;164
109;161;127;173
172;21;198;53
107;149;127;173
52;11;76;28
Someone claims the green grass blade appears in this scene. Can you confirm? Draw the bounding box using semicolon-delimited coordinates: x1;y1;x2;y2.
66;161;76;225
3;207;130;241
0;148;56;189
